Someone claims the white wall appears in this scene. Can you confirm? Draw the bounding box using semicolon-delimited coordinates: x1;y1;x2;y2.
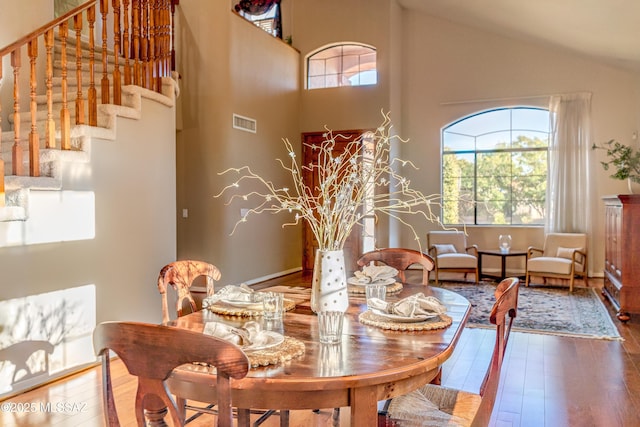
0;93;177;398
180;1;640;277
175;1;301;285
293;0;394;133
396;10;640;275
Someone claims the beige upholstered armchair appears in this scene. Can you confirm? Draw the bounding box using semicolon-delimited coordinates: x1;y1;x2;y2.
427;231;479;286
525;233;588;292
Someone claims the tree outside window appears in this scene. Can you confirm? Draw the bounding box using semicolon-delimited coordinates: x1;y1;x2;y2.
442;107;549;225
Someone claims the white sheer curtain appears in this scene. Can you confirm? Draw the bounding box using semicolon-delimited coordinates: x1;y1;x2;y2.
546;92;593;233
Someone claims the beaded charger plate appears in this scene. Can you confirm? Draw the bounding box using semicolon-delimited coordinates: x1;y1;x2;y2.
191;336;305;369
207;298;296;317
348;281;403;295
358;310;452;331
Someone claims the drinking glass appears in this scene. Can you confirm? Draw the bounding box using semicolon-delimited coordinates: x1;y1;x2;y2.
262;292;284;320
365;284;387;305
317;311;344;344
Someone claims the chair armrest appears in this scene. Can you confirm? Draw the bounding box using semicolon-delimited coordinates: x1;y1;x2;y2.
465;245;478;257
428;245;438;256
573;249;587;266
527;246;543;258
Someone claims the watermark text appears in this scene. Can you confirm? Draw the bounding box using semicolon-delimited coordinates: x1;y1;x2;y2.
0;401;88;413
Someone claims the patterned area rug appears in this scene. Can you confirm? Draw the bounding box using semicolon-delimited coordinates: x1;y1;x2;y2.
437;281;622;340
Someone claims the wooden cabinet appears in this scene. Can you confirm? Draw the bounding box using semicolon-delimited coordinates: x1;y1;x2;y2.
603;194;640;321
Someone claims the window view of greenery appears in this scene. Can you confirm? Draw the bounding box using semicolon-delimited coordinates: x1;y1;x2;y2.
442;107;550;225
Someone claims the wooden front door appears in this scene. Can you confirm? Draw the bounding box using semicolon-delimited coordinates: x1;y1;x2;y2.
301;130;365;275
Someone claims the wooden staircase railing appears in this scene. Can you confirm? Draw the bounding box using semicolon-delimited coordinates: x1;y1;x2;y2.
0;0;178;207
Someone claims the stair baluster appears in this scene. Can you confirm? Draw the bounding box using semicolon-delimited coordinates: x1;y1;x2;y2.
74;15;85;125
44;29;56;148
112;0;122;105
132;0;141;86
141;0;149;89
11;49;23;176
101;0;110;104
87;6;98;127
163;0;171;79
123;0;132;85
149;0;157;92
59;22;71;151
28;40;40;177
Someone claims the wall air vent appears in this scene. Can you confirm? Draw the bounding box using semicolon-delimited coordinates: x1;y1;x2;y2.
233;114;257;133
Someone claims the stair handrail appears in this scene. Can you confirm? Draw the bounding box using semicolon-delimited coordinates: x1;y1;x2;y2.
0;0;177;209
0;1;96;58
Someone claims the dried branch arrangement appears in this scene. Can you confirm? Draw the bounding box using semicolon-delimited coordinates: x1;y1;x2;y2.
216;112;442;250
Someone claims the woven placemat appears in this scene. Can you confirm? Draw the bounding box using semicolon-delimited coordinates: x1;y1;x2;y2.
348;282;403;295
206;298;296;317
358;310;452;331
192;336;306;369
245;336;306;367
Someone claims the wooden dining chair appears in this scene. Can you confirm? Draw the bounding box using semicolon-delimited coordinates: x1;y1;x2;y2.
381;277;520;426
158;261;286;426
93;321;249;427
157;260;221;324
357;248;435;284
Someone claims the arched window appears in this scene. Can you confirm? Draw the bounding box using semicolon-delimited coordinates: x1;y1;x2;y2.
306;43;377;90
442;107;550;225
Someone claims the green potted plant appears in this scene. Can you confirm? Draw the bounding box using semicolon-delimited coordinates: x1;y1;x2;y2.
592;139;640;193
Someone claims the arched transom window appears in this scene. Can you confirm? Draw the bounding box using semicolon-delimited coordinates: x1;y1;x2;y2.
306;43;377;90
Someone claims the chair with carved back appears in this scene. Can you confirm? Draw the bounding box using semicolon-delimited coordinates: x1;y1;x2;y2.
157;260;221;324
381;277;520;426
357;248;435;285
93;321;249;427
158;261;287;426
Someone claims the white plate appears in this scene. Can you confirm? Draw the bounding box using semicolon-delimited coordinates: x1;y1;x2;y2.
221;299;263;309
243;331;284;351
347;277;396;286
370;308;438;323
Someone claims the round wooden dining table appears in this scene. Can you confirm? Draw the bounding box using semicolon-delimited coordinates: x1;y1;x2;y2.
167;282;471;426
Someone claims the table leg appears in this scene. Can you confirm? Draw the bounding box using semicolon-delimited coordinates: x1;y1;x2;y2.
237;408;250;427
501;255;507;280
350;386;378;426
280;409;290;427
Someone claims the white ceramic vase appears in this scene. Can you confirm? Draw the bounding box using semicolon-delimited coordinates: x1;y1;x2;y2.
627;178;640;194
310;249;349;313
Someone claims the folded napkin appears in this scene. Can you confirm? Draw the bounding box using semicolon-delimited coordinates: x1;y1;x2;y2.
368;293;447;318
203;321;271;347
202;284;262;308
353;265;399;283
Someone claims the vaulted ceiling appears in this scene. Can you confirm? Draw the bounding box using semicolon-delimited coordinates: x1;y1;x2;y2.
398;0;640;73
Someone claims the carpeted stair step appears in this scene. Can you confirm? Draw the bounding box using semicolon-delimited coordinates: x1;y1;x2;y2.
53;58;117;74
54;36;118;62
7;84;134;127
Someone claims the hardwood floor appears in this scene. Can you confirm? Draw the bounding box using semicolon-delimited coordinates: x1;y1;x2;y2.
2;272;640;426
